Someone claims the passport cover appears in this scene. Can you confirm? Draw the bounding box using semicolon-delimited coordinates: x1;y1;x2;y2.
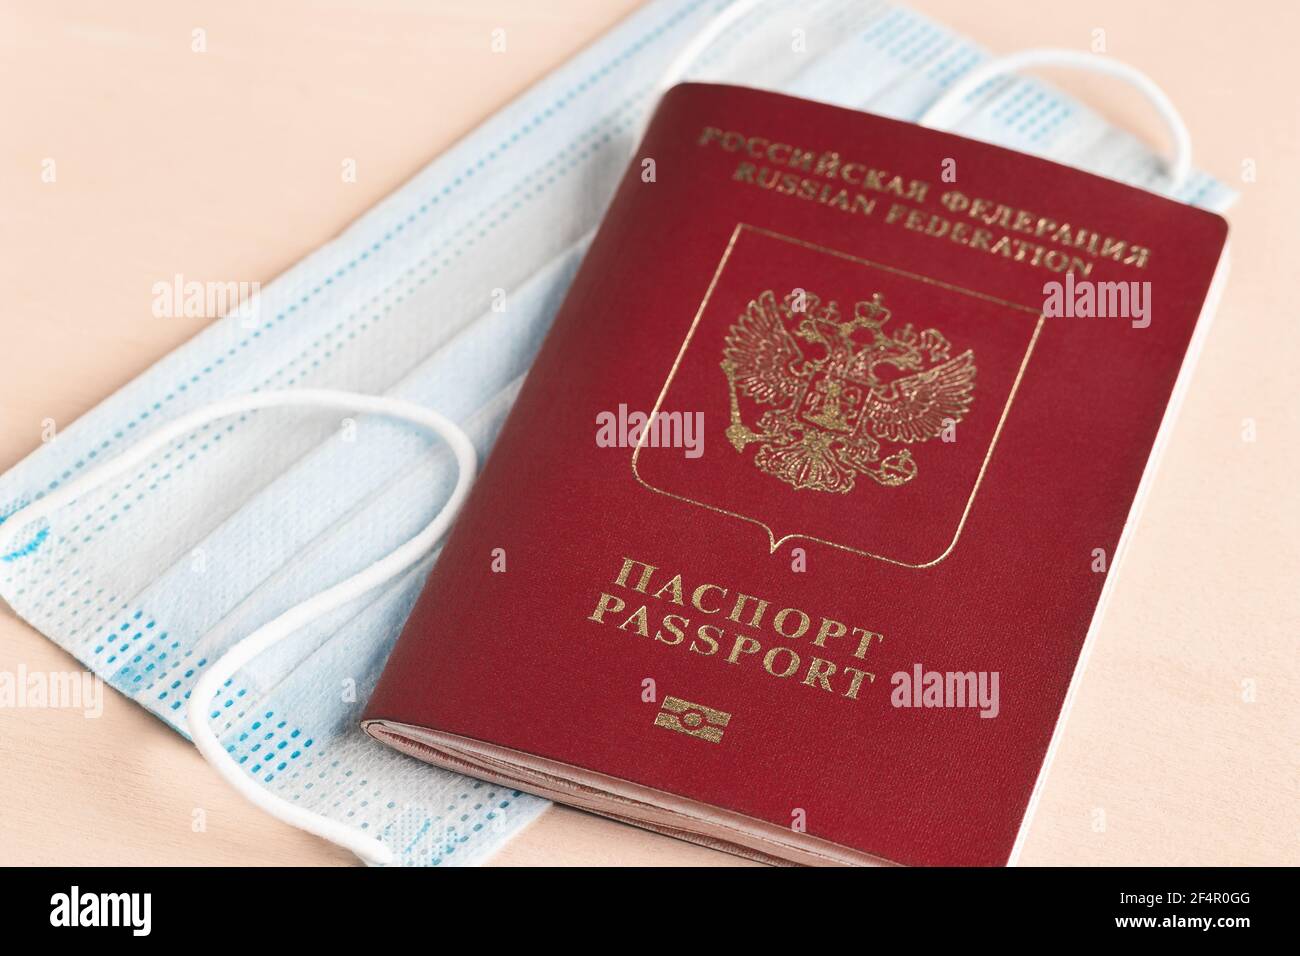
363;82;1230;866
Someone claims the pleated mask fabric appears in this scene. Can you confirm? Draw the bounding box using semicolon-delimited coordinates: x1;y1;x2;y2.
0;0;1234;866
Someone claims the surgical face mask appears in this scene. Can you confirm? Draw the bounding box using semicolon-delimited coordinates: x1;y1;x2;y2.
0;0;1234;867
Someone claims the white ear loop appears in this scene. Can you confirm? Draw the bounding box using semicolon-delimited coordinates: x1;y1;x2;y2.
651;6;1192;195
653;0;764;102
0;389;477;866
3;19;1195;872
918;47;1192;194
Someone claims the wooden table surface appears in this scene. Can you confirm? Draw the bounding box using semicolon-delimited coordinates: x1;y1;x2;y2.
1;0;1295;866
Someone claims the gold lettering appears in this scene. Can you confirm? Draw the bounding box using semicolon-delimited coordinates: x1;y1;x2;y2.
696;126;723;147
763;646;800;678
691;583;728;614
851;627;884;659
787;148;815;172
812;618;848;649
843;667;875;700
653;574;685;605
773;607;810;639
587;592;625;623
726;633;763;663
654;614;688;646
618;606;649;636
614;557;655;593
690;623;722;656
729;593;770;628
802;657;837;692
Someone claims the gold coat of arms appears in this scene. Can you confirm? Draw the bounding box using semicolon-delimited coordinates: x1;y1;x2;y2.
721;290;976;493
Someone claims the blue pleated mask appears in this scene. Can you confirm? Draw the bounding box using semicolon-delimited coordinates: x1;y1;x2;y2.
0;0;1234;865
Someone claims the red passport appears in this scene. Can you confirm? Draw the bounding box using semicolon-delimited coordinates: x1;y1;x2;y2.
362;83;1229;866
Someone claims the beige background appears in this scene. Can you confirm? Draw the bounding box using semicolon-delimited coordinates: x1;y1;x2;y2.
0;0;1295;866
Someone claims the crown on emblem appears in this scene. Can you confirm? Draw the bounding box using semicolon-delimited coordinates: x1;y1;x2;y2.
779;290;894;338
779;290;839;325
721;288;976;495
851;293;891;331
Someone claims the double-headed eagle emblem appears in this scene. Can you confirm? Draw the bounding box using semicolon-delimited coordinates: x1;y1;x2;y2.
721;290;976;493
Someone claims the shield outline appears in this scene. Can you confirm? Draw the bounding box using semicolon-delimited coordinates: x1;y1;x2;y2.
631;223;1045;569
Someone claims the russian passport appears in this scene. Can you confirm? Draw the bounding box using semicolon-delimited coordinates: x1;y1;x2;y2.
363;83;1230;866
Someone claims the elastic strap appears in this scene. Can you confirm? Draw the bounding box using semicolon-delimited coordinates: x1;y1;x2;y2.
918;47;1192;193
0;390;477;866
654;6;1192;195
654;0;763;100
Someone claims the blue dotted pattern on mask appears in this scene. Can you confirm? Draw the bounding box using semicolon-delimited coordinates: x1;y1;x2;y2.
863;0;1231;209
1;0;1233;864
0;0;726;864
17;100;643;653
0;0;715;560
886;16;947;67
859;7;1082;150
74;599;538;864
990;84;1076;144
0;502;48;561
0;0;725;642
212;697;530;865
